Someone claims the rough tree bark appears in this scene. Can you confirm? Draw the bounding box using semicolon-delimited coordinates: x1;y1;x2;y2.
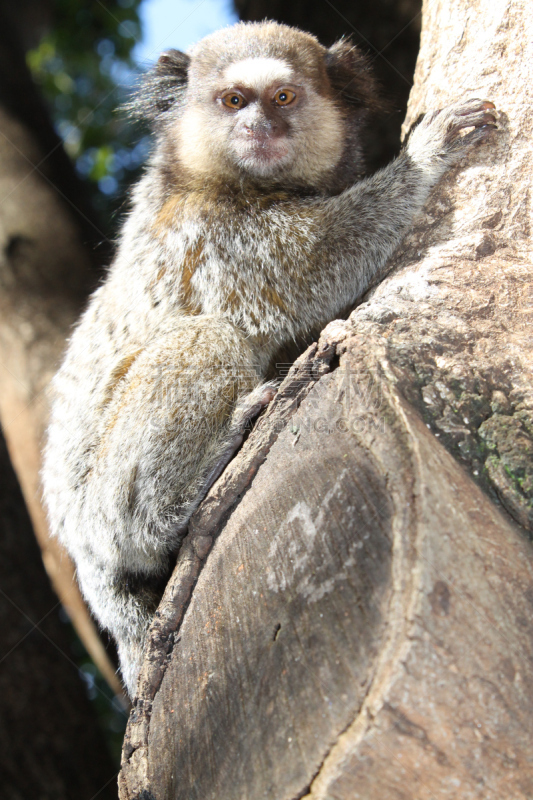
119;0;533;796
0;0;122;696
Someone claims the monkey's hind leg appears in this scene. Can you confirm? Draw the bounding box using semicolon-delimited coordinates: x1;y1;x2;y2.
84;316;273;692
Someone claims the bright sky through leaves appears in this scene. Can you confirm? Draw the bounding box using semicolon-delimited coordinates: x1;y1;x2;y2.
134;0;238;64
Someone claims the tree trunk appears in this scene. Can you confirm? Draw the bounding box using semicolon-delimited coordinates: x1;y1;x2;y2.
120;0;533;796
0;428;119;799
0;1;123;697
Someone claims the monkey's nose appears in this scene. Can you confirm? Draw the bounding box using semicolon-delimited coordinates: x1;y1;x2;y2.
244;121;279;139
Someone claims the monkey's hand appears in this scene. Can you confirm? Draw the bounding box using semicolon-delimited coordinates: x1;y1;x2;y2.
406;97;498;176
311;97;497;324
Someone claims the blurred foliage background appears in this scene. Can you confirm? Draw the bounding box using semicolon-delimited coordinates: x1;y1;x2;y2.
27;0;148;226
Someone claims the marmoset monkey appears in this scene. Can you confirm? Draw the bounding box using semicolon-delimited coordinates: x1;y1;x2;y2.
42;21;497;697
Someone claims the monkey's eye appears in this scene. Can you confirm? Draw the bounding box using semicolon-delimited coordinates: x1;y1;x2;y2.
221;92;247;109
273;88;296;106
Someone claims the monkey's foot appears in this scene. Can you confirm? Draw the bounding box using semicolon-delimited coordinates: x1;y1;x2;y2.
201;383;277;497
236;382;278;430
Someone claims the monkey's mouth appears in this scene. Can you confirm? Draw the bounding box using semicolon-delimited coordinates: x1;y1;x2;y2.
236;135;290;172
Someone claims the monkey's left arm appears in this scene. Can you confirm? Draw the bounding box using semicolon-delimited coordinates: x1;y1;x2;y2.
294;98;497;330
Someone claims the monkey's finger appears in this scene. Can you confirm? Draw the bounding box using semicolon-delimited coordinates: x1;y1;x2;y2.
445;110;498;142
454;98;496;116
448;123;498;151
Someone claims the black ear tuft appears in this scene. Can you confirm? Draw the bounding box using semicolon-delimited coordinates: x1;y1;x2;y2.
125;49;190;123
325;39;382;112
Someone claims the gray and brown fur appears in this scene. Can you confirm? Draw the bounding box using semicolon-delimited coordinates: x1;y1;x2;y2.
42;21;497;696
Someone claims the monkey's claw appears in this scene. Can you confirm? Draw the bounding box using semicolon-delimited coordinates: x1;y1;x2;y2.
444;98;498;145
438;98;498;151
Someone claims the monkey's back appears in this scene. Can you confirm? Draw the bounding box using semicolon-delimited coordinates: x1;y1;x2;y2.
42;203;263;632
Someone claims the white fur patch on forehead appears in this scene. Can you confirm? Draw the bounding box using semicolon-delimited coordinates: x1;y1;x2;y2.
222;58;293;91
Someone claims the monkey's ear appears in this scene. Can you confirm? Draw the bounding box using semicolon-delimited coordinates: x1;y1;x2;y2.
125;49;191;123
325;39;382;111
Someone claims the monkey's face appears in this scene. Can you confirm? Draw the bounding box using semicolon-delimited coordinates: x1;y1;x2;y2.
214;58;301;177
177;51;346;187
143;23;377;191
